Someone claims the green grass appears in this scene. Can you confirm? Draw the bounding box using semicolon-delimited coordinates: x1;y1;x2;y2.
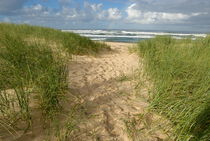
117;73;130;82
137;36;210;141
0;23;110;55
0;23;110;138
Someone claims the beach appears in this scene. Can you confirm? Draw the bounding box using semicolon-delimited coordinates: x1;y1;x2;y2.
1;23;209;140
1;0;209;139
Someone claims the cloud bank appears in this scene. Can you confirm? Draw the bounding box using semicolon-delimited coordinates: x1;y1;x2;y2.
0;0;209;32
126;3;206;24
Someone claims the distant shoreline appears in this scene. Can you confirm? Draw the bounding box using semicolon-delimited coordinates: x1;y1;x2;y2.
62;29;207;43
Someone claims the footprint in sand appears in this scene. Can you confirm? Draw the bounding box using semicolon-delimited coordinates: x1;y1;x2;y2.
67;42;168;141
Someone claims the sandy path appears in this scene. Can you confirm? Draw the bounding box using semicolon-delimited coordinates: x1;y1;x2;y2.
0;42;168;141
68;42;151;141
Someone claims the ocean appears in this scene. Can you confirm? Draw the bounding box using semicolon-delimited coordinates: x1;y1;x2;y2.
62;29;207;43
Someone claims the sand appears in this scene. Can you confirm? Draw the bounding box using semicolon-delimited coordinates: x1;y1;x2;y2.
67;42;166;141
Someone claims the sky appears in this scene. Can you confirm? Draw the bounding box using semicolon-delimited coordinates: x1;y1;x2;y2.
0;0;210;32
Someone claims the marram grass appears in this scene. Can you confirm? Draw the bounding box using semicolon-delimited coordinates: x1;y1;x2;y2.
138;36;210;141
0;23;110;137
0;23;110;55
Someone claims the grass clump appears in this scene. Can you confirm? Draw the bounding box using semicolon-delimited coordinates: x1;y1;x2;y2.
0;23;109;138
0;34;67;134
137;36;210;141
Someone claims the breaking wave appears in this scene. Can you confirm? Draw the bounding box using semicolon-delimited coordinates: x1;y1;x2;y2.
62;29;207;42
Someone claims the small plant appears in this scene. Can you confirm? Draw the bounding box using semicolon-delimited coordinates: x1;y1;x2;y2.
124;113;168;141
128;45;138;54
118;73;130;82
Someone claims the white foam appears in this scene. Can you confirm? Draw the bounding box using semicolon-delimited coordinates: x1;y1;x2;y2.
121;31;206;37
91;38;107;41
81;34;153;39
62;30;207;41
62;30;117;35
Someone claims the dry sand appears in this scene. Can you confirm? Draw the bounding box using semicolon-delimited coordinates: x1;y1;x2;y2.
67;42;167;141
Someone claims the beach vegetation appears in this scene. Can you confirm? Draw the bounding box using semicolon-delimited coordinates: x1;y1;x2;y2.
0;23;110;139
137;36;210;141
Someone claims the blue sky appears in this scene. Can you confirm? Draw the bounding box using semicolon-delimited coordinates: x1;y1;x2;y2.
0;0;210;32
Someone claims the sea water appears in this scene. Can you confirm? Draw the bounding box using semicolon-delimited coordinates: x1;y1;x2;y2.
62;29;207;43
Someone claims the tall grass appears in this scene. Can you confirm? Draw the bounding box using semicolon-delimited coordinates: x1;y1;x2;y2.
0;34;67;134
0;23;110;137
0;23;110;55
137;36;210;141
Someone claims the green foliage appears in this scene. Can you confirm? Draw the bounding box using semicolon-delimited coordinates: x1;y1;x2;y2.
138;36;210;141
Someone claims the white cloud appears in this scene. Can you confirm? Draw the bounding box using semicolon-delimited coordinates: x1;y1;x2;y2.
21;4;50;17
59;7;77;18
107;8;122;20
32;4;43;11
126;3;204;24
8;1;122;27
55;2;121;21
84;2;103;12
